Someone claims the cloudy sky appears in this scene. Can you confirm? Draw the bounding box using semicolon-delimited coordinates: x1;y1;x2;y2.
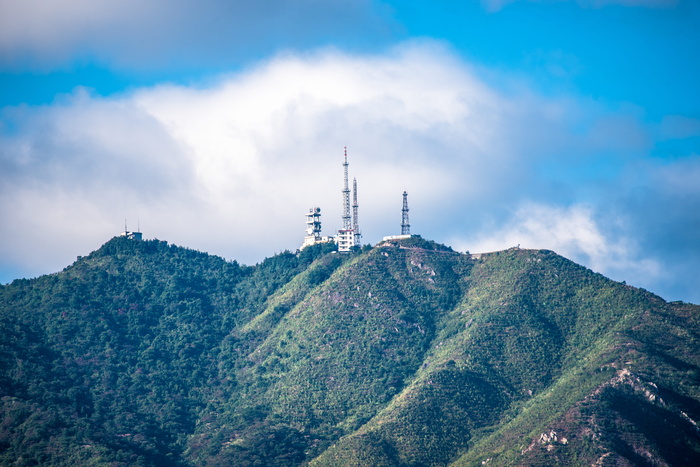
1;0;698;303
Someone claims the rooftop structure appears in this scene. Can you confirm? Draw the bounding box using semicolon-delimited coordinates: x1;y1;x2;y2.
300;207;333;250
119;220;142;240
306;207;322;237
381;234;411;242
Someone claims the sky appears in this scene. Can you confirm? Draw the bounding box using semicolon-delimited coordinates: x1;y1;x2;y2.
1;0;699;303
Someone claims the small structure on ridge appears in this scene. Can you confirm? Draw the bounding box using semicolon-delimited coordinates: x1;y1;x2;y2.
119;220;143;240
383;191;412;242
301;207;333;249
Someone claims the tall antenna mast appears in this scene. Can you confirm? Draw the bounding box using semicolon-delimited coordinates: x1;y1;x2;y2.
401;191;410;235
352;177;360;239
342;147;352;230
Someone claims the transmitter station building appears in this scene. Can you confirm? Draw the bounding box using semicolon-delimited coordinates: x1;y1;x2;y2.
301;147;411;252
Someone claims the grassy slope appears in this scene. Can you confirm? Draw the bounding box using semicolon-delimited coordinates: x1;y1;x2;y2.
193;240;470;464
310;248;700;466
450;262;700;466
1;237;699;466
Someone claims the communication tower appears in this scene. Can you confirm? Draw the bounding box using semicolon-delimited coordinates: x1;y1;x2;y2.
337;147;359;252
299;146;365;252
352;177;361;244
342;147;352;230
301;207;332;249
306;207;322;237
401;191;410;236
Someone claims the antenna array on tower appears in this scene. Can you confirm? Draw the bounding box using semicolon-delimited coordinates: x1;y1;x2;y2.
301;146;414;251
335;147;360;252
342;147;352;231
352;177;361;243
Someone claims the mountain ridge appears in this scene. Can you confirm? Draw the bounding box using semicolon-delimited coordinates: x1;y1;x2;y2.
1;236;698;466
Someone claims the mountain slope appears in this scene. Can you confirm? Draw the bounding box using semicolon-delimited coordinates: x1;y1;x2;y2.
0;237;338;465
312;247;700;466
0;236;698;466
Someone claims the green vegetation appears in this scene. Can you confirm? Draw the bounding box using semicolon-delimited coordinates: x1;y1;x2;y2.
1;237;698;466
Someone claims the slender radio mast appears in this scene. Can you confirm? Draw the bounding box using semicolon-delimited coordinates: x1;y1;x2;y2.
352;177;360;241
342;147;352;230
401;191;410;235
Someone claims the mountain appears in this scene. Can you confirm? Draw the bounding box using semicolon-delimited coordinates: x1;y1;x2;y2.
1;236;699;466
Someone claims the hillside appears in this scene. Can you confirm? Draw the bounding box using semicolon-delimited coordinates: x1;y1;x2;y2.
1;236;699;466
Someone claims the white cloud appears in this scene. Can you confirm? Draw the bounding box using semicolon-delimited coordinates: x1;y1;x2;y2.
1;40;697;303
0;42;507;272
452;203;660;284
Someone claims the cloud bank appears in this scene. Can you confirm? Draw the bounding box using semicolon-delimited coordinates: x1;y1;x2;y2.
1;41;698;302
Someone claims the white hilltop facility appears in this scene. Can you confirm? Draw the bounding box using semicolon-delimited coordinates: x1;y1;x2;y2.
381;190;411;242
116;148;412;253
119;220;143;240
301;148;412;252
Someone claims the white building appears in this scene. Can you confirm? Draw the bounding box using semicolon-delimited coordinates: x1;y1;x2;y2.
119;230;143;240
120;220;142;240
336;229;356;252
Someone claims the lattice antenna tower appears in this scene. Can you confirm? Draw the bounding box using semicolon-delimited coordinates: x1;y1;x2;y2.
342;147;352;230
401;191;411;235
352;177;361;240
306;207;322;238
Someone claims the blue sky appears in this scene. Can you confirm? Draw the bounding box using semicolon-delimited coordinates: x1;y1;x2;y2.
1;0;699;303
